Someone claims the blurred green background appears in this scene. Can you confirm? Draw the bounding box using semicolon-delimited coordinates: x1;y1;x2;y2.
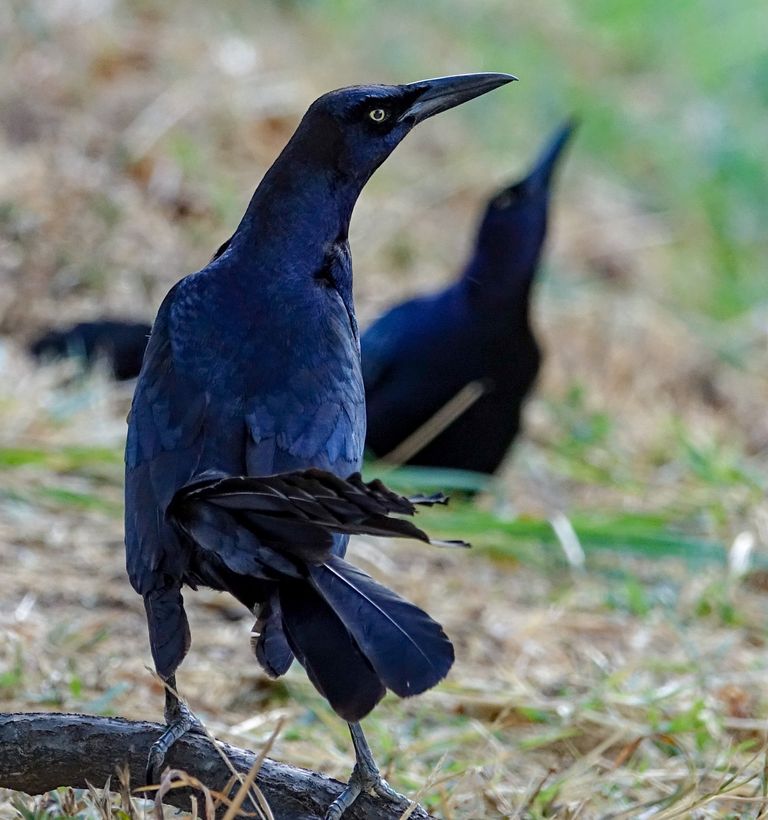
312;0;767;317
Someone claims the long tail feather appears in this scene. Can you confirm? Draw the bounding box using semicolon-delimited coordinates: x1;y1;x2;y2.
279;580;386;721
309;556;454;697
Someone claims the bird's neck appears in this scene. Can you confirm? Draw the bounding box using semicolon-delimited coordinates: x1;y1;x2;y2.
232;144;362;264
461;253;536;318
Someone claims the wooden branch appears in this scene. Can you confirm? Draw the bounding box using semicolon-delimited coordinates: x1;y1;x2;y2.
0;713;433;820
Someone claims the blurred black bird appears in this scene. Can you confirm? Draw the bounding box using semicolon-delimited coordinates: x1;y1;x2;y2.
362;120;575;475
29;320;151;380
124;73;513;819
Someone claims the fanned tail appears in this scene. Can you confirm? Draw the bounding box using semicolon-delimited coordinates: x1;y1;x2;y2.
168;467;463;719
279;580;386;721
309;556;454;698
277;556;454;721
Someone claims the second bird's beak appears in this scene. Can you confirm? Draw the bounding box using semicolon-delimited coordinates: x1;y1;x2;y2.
525;119;577;193
399;72;517;124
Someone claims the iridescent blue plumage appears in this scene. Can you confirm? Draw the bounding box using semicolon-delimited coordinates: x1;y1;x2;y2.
124;73;514;817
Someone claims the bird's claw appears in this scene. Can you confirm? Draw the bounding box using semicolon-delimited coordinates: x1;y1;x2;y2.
324;763;407;820
145;702;204;784
146;741;169;786
372;776;406;803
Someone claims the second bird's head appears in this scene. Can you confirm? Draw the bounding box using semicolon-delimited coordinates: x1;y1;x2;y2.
286;73;516;186
471;119;576;283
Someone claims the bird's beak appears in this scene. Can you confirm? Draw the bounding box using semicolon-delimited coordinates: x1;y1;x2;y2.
525;118;577;193
399;73;517;124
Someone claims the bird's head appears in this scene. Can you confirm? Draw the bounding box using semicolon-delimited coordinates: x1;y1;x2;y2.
290;73;517;186
471;119;576;291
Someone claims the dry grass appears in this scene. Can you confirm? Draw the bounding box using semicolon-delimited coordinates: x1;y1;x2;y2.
2;1;768;818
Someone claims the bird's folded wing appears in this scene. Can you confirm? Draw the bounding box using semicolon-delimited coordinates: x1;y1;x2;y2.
169;468;469;564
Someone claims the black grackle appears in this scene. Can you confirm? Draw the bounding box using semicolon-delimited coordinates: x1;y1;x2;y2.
124;74;513;819
363;120;575;475
29;320;151;380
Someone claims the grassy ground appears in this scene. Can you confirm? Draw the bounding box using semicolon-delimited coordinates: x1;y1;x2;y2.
1;0;768;817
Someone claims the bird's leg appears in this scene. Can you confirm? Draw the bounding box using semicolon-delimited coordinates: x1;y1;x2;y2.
146;674;203;783
324;722;408;820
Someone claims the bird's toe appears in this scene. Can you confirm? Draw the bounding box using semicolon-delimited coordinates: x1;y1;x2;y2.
145;741;168;785
324;777;363;820
372;777;407;805
324;764;407;819
145;706;202;785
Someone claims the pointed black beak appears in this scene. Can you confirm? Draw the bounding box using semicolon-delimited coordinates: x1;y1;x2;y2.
525;118;577;193
399;72;517;124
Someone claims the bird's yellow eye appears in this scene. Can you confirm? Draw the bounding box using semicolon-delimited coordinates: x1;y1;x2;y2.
369;108;389;123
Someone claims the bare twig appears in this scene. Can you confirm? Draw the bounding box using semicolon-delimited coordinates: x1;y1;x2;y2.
0;712;433;820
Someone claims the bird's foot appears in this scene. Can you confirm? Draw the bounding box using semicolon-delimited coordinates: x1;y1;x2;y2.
146;699;204;784
324;760;407;820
